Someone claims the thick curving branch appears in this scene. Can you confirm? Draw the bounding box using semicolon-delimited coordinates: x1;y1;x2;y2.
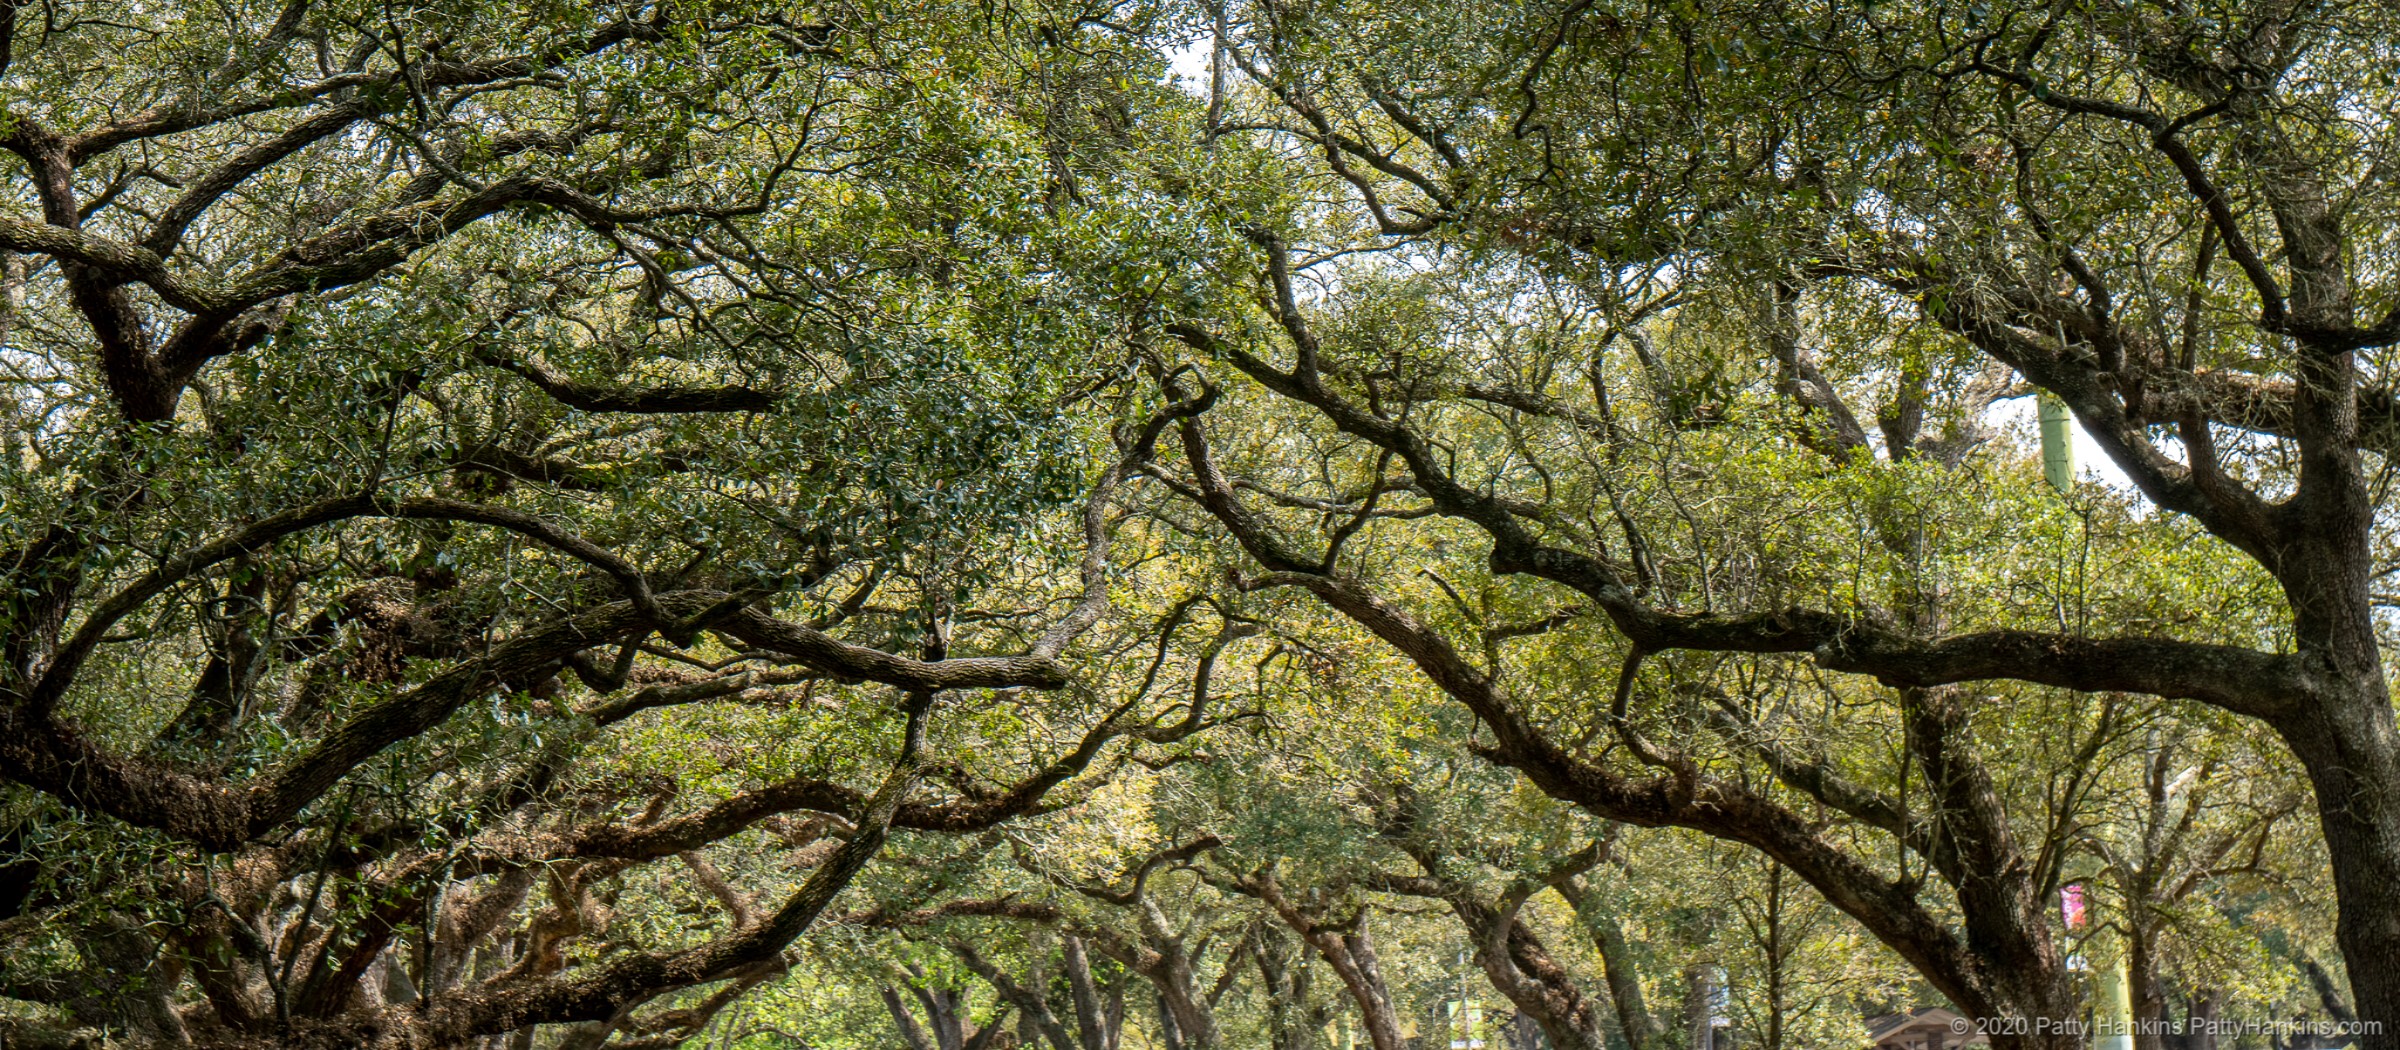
1166;317;2310;722
6;577;1071;849
483;352;778;414
395;735;920;1047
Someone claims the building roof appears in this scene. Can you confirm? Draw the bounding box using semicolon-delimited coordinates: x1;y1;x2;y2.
1864;1007;1991;1049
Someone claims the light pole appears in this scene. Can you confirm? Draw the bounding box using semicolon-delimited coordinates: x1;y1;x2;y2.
1453;951;1485;1050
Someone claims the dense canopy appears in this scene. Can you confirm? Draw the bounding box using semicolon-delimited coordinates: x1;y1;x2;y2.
0;1;2392;1049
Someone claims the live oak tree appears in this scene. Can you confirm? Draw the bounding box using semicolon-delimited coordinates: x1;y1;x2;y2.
1159;0;2400;1044
0;0;1250;1046
0;0;2386;1047
1140;240;2219;1045
818;632;1940;1050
